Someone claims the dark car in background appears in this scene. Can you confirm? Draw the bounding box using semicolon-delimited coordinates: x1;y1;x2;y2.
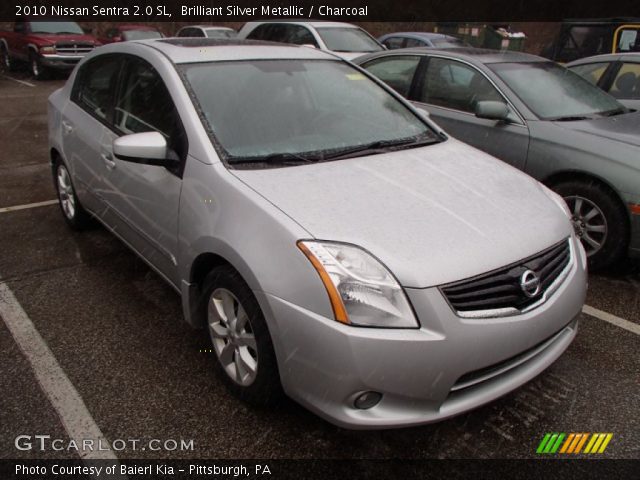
543;19;640;63
0;20;99;79
357;48;640;269
99;24;163;44
378;32;466;50
568;53;640;109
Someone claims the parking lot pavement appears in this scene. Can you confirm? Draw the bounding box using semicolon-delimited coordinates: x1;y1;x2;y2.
0;73;638;461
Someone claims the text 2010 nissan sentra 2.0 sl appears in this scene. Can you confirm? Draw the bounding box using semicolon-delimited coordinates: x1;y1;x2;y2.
48;38;587;429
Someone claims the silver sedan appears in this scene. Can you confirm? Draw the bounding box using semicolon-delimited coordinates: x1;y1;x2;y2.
48;39;587;429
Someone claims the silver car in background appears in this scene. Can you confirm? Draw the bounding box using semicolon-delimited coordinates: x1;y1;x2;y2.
48;38;587;429
357;48;640;270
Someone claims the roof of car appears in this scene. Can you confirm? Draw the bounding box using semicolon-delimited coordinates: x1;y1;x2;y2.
179;25;235;31
567;53;640;66
357;47;547;64
379;32;457;40
119;24;159;31
133;38;336;63
243;20;359;29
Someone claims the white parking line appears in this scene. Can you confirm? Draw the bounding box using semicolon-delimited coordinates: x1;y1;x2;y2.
583;304;640;336
0;199;58;213
0;73;35;87
0;282;118;461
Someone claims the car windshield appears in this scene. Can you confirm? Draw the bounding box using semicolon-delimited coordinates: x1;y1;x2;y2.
490;61;624;120
30;21;84;35
122;30;162;41
206;29;235;38
182;59;437;164
315;27;383;52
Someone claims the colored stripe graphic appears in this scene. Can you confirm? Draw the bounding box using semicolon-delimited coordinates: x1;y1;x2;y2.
537;433;612;454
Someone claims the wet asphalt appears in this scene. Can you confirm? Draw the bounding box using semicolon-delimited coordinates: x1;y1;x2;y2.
0;69;638;462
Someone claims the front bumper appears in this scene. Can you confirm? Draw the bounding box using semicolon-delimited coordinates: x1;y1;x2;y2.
40;54;86;70
259;236;587;429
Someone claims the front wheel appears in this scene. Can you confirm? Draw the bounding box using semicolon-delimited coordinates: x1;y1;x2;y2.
29;51;48;80
54;161;93;230
203;266;282;406
552;180;628;270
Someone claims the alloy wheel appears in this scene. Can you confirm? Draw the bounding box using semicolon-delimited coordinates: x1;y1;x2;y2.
564;195;607;256
207;288;258;386
56;165;76;220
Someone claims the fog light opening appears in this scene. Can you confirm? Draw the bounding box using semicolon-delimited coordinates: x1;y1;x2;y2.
353;391;382;410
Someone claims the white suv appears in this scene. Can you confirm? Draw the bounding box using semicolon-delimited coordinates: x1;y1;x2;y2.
238;21;384;60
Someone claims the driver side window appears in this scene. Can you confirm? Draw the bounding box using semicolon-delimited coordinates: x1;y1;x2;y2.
115;58;187;160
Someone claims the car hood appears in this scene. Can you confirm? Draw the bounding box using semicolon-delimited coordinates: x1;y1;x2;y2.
552;110;640;147
31;33;97;44
232;139;571;288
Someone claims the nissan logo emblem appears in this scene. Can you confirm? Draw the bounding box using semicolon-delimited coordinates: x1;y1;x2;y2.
520;270;541;298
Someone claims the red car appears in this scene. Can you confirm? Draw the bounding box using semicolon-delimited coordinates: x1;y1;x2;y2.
99;25;163;44
0;20;99;79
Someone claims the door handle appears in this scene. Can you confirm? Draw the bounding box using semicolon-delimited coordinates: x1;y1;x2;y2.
61;120;74;135
101;153;116;170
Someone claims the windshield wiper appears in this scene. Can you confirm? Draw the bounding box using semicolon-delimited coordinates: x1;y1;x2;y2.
230;152;320;166
322;137;439;161
549;115;592;122
600;107;627;117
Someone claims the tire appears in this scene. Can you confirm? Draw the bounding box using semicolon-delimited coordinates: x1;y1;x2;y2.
29;51;48;80
53;159;93;230
202;265;282;406
552;180;628;270
1;44;15;72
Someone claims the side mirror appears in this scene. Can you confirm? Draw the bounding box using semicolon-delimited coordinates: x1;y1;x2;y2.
475;101;510;121
113;132;173;166
301;44;317;49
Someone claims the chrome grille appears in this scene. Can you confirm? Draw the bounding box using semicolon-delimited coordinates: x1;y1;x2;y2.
55;42;95;56
441;238;572;317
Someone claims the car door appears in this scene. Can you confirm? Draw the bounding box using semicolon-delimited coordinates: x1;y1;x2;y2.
410;56;530;170
62;54;124;215
361;55;422;97
99;55;188;286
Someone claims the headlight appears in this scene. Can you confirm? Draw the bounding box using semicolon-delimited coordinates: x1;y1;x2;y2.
39;45;56;55
297;240;418;328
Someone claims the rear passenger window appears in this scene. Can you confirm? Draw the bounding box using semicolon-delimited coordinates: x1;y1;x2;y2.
362;56;421;97
418;57;505;113
74;55;121;121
